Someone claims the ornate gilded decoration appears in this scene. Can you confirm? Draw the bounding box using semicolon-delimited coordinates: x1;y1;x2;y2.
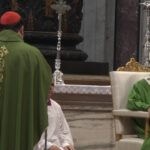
10;0;19;10
0;45;9;84
45;0;56;16
117;58;150;72
26;10;34;31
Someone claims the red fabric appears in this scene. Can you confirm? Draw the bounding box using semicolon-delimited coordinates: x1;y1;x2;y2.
0;11;21;25
47;99;51;106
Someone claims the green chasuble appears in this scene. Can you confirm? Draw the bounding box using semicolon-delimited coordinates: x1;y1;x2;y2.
128;79;150;150
0;30;52;150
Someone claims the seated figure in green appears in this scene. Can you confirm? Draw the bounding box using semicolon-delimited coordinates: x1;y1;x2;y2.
128;76;150;150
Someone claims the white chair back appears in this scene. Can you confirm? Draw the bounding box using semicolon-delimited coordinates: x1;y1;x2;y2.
110;71;150;135
110;71;150;110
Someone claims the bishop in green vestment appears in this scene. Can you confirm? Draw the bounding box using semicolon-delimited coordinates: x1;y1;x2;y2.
128;78;150;150
0;11;52;150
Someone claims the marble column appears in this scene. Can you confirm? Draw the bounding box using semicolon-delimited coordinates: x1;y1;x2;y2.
78;0;116;71
114;0;140;69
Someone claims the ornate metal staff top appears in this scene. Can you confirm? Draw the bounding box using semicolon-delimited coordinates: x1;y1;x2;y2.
51;0;71;85
140;1;150;7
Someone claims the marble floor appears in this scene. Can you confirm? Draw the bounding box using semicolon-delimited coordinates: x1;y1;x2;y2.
64;110;116;150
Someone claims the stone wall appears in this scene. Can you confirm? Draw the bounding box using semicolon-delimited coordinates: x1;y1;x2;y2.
78;0;116;71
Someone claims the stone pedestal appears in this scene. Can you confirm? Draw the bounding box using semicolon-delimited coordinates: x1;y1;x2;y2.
0;0;110;75
0;0;87;61
24;31;88;61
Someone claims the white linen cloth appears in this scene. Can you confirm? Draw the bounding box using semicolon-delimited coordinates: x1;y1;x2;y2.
34;99;74;150
54;84;111;95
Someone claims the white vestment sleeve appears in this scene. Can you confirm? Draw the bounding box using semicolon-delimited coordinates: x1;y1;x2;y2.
34;131;54;150
57;104;74;148
34;99;74;150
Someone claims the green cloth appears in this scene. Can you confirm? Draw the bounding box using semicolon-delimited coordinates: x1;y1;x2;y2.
128;79;150;150
0;30;52;150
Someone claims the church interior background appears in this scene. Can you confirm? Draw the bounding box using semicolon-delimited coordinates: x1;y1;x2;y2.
0;0;148;150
